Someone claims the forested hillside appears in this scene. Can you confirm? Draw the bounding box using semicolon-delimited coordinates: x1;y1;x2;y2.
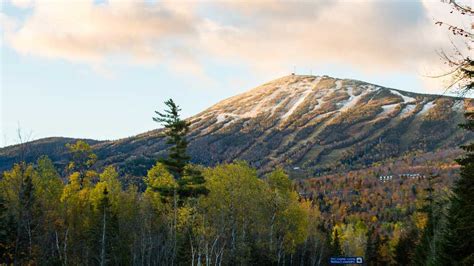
1;75;472;177
2;75;472;264
1;92;470;264
0;142;458;265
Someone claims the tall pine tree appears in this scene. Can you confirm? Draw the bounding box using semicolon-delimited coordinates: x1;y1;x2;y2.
435;2;473;264
365;228;383;266
153;99;207;199
153;99;208;264
332;228;342;257
365;226;377;265
438;111;474;265
153;99;191;179
394;229;417;266
414;174;439;266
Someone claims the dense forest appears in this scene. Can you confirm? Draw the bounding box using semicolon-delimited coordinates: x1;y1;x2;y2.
1;97;473;265
0;141;456;265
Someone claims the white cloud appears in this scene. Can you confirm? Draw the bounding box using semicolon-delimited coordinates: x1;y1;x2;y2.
2;0;469;91
4;0;199;66
202;1;442;71
9;0;33;9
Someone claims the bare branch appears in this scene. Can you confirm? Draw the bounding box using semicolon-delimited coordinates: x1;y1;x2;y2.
442;0;474;16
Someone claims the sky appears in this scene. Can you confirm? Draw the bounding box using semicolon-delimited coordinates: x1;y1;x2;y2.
0;0;471;147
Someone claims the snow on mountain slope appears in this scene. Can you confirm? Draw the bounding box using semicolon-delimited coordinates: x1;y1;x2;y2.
192;75;465;132
390;89;416;103
1;75;472;176
419;101;435;115
185;75;472;173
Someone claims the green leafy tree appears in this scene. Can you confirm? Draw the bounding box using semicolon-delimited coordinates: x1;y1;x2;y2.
66;140;98;189
200;162;267;265
2;163;40;264
145;162;178;201
265;168;307;263
61;170;96;264
89;187;119;266
32;156;64;265
144;162;180;263
66;140;97;173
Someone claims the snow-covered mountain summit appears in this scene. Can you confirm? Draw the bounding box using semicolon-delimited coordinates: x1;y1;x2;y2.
179;74;472;173
191;74;466;132
1;75;472;175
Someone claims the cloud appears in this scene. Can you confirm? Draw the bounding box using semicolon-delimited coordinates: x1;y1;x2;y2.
9;0;33;9
201;1;446;73
4;0;199;66
2;0;468;90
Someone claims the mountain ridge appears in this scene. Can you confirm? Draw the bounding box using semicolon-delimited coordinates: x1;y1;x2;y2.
1;75;472;176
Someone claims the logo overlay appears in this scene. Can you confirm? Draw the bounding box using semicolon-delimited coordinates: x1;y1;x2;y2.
330;257;364;264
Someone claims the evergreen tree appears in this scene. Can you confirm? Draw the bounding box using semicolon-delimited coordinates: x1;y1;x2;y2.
436;2;473;263
332;228;342;257
414;174;438;266
153;99;207;199
438;111;474;265
365;228;384;266
0;193;16;264
395;228;417;266
153;99;191;179
178;165;208;198
365;227;377;265
14;163;39;264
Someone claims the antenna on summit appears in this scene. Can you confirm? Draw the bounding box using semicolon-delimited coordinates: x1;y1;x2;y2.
292;66;296;75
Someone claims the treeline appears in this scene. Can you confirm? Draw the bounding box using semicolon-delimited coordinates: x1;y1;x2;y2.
0;149;333;265
299;171;452;265
1;143;466;265
0;100;333;265
299;154;458;229
1;97;472;265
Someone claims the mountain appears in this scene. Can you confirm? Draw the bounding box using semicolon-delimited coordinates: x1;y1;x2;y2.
1;75;473;176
